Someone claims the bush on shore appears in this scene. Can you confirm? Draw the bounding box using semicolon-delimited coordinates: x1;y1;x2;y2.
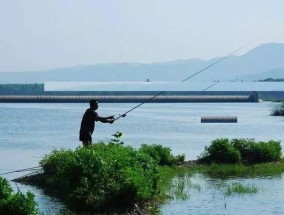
39;143;160;213
139;144;185;166
271;102;284;116
0;176;38;215
199;138;282;164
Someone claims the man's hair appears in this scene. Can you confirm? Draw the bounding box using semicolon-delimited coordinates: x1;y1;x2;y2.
90;99;98;108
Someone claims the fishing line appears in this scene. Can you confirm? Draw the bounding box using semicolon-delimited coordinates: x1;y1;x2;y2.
114;41;252;122
202;81;219;91
0;166;41;176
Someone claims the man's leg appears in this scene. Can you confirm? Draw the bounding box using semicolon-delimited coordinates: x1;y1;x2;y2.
82;141;92;147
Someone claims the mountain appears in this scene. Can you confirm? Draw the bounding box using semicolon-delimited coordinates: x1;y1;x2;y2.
243;67;284;81
0;43;284;83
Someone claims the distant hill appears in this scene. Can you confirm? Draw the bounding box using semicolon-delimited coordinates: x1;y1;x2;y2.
242;67;284;81
1;43;284;83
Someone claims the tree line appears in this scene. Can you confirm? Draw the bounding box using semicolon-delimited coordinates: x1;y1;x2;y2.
259;78;284;82
0;84;44;95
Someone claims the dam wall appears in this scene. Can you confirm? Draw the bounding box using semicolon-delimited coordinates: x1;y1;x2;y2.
0;92;258;103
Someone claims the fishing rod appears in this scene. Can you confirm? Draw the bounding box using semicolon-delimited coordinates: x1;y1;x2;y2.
113;41;252;122
202;81;219;91
0;166;41;176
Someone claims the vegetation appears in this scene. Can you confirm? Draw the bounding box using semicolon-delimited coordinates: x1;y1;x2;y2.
12;136;284;213
38;143;159;213
207;162;283;178
214;181;259;196
224;182;258;196
139;144;185;166
0;176;39;215
0;84;44;95
198;138;282;164
259;78;284;82
271;102;284;116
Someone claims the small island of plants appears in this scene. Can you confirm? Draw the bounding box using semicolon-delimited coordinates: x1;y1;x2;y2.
8;135;284;214
271;102;284;116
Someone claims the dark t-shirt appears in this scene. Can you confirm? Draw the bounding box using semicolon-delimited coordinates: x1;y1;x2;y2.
79;108;99;141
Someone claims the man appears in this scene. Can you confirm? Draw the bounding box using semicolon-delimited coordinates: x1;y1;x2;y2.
79;100;115;146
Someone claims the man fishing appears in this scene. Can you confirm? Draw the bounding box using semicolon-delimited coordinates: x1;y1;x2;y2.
79;99;115;146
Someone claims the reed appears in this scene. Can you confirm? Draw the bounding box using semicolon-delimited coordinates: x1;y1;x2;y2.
225;182;258;196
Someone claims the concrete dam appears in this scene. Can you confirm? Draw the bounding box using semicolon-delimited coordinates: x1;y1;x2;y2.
0;92;258;103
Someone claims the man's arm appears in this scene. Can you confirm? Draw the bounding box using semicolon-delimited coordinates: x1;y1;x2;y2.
97;115;115;123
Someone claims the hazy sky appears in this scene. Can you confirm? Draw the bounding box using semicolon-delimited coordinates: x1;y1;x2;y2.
1;0;284;72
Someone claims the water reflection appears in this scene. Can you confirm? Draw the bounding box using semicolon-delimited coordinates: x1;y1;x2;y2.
161;173;284;215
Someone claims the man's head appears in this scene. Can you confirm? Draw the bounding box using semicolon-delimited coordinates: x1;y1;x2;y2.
90;99;98;110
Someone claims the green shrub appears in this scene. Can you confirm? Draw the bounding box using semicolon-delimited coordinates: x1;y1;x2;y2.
199;138;282;164
199;138;241;164
271;102;284;116
139;144;185;166
109;131;124;145
231;138;255;163
250;140;282;163
0;177;38;215
232;139;282;163
39;143;159;213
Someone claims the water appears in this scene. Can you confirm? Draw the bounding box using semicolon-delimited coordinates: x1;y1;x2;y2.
0;102;284;214
161;173;284;215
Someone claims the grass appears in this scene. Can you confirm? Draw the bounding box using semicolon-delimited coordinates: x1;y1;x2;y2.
200;159;284;178
158;167;203;202
225;182;258;196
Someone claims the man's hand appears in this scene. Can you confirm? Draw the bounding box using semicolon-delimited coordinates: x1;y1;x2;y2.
108;115;115;120
109;118;115;124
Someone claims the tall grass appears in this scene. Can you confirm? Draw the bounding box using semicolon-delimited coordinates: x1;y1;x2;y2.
225;182;258;196
186;159;284;178
158;167;202;202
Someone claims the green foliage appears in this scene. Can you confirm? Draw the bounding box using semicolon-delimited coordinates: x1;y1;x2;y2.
0;177;39;215
196;158;284;178
109;131;124;145
39;143;159;213
225;182;258;196
139;144;185;166
250;140;282;163
199;138;241;164
199;138;282;164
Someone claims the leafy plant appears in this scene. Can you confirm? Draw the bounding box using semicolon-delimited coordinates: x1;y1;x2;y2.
109;131;124;145
199;138;241;164
39;143;159;213
139;144;185;166
199;138;282;164
0;177;39;215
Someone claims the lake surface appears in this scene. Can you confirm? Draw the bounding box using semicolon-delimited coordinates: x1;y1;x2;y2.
0;102;284;214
